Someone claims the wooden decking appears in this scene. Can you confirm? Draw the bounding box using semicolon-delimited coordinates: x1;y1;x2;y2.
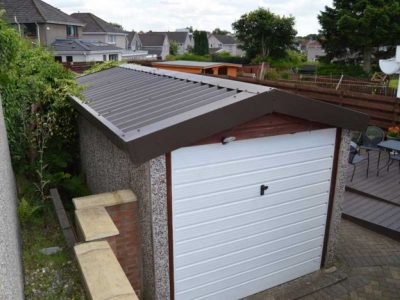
343;150;400;239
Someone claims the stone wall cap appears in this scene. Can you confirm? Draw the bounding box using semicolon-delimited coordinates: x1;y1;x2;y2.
75;206;119;241
74;241;138;300
73;189;137;210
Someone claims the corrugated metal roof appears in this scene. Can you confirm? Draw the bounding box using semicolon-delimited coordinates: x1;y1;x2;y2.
72;64;369;164
77;65;263;134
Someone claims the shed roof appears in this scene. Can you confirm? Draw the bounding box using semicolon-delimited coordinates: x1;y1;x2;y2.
72;64;369;164
153;60;242;69
0;0;83;25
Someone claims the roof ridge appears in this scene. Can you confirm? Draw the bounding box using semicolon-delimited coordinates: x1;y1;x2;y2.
31;0;46;22
75;39;90;51
90;13;109;32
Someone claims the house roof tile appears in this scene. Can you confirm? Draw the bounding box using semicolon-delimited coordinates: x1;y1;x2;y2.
70;13;125;34
0;0;83;25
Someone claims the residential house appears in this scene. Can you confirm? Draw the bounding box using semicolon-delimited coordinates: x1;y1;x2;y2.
52;39;123;63
0;0;84;46
70;13;127;49
127;31;141;51
157;31;193;55
303;40;326;62
208;33;243;56
139;32;169;60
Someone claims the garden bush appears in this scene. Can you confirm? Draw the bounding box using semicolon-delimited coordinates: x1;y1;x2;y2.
0;13;88;209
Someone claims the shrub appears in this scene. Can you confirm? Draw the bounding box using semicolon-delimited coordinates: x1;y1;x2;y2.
17;197;42;226
264;69;279;80
173;53;211;61
0;14;84;206
84;60;121;75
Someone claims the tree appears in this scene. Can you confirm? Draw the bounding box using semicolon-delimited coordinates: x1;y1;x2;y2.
169;40;178;56
193;30;209;55
232;8;297;59
318;0;400;73
212;28;229;35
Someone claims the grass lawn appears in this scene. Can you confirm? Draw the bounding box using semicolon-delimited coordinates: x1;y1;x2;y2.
21;204;86;299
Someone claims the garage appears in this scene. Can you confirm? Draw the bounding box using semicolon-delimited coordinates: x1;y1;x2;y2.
73;64;369;299
171;129;335;299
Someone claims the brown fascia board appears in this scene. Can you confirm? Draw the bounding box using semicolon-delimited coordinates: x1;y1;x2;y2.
271;89;370;132
70;89;369;165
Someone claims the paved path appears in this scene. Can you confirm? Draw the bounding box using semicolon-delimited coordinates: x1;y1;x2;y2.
302;220;400;300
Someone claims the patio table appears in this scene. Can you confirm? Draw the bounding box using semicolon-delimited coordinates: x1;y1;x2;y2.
377;140;400;176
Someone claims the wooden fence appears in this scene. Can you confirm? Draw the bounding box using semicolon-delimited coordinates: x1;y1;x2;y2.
214;75;400;129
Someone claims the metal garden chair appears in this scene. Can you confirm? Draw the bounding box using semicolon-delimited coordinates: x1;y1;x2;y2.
359;126;385;177
349;141;368;181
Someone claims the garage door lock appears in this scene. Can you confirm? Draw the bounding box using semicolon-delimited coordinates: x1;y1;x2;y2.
260;184;269;196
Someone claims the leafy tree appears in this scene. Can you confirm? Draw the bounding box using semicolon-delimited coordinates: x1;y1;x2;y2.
318;0;400;72
232;8;297;59
169;40;179;56
212;28;230;35
186;26;194;33
193;30;209;55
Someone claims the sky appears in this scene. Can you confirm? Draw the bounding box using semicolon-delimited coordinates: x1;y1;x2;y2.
46;0;333;36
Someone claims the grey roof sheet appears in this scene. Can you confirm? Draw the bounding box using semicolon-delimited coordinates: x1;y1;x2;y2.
214;34;236;45
0;0;83;25
52;39;122;52
139;32;166;46
72;64;369;164
70;13;125;33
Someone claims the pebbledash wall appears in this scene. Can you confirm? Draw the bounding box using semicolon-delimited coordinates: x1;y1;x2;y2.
78;117;169;300
0;99;24;300
78;116;351;300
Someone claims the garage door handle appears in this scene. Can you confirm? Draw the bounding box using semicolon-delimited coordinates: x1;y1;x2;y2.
260;185;269;196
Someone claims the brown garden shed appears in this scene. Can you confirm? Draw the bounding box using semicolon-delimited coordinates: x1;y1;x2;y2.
71;64;368;300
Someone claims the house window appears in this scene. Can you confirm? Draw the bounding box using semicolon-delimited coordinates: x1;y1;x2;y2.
54;56;62;63
23;23;37;37
109;54;118;61
107;35;116;44
66;25;78;38
66;56;73;63
103;55;107;61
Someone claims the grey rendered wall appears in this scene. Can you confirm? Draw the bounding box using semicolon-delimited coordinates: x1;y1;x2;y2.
78;117;170;300
0;100;24;300
324;128;351;267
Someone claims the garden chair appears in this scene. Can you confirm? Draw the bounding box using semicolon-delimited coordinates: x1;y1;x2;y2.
349;141;368;182
359;126;385;177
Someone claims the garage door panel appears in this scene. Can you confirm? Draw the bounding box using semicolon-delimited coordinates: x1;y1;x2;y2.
175;218;325;278
173;145;334;184
174;172;331;214
172;128;336;169
197;260;321;300
174;187;329;228
176;238;322;291
176;249;322;299
176;223;325;271
173;158;333;200
172;128;336;299
174;197;328;242
175;213;326;256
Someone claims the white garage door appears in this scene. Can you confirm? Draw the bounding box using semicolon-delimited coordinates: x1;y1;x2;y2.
171;128;336;300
